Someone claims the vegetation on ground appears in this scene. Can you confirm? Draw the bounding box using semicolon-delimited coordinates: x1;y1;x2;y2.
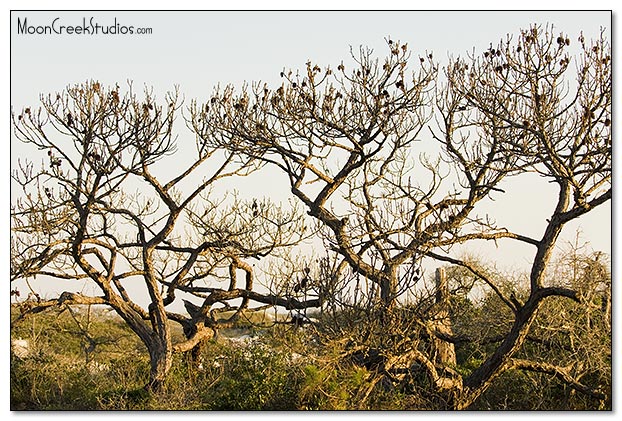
11;24;611;410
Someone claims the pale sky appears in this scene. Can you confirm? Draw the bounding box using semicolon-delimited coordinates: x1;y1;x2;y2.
10;10;612;101
8;9;613;297
9;9;612;257
3;3;618;418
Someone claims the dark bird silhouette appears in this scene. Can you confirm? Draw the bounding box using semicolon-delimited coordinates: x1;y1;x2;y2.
290;313;309;327
351;347;384;370
293;271;309;293
183;299;202;319
252;199;259;217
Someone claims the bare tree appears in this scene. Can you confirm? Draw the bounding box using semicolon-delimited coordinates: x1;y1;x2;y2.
11;81;321;390
194;41;443;308
444;239;611;409
11;23;610;407
437;25;611;408
195;25;610;408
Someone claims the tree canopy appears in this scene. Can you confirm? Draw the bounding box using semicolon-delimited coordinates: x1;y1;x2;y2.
11;25;610;408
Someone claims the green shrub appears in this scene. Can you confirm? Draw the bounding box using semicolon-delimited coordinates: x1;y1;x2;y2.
200;339;303;410
11;302;609;410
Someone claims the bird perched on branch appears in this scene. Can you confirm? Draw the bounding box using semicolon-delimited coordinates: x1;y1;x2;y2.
290;313;310;327
294;267;311;293
252;199;259;217
183;299;202;319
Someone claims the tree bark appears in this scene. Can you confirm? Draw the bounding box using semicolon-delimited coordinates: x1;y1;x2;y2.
145;341;173;392
459;297;541;409
433;267;456;367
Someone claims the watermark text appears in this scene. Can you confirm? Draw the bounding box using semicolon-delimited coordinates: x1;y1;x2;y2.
16;16;153;36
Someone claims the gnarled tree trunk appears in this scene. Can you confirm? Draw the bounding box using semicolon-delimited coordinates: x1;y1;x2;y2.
432;267;456;367
145;340;173;391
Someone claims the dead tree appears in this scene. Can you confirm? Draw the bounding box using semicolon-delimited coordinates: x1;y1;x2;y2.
195;26;610;408
10;81;321;391
432;25;611;408
432;268;456;368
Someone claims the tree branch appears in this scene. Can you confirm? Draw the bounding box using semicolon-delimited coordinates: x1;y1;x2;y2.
507;358;606;400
